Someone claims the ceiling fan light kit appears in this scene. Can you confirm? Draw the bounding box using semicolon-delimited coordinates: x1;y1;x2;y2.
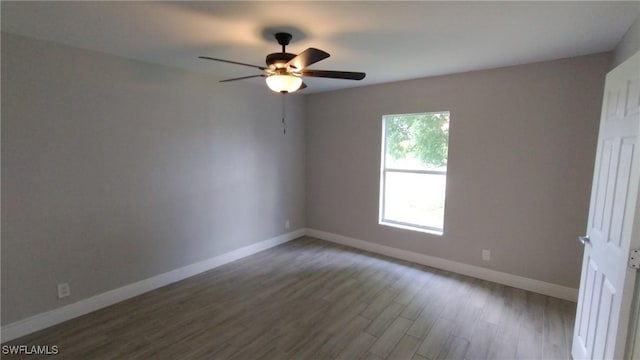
266;74;303;93
200;32;366;94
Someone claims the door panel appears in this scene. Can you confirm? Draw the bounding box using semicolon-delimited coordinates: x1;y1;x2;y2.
580;258;599;349
626;80;640;117
592;278;615;359
611;138;636;247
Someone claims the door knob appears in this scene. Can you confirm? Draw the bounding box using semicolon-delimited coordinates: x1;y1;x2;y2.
579;235;590;245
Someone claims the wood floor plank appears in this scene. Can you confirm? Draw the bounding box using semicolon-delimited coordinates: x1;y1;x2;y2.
416;317;455;359
369;316;414;358
335;332;377;360
2;237;576;360
465;320;497;360
284;326;333;358
542;296;571;360
452;306;482;342
323;300;369;335
516;292;545;360
394;275;431;306
439;275;475;322
400;288;433;321
365;301;406;337
326;288;365;317
437;335;470;360
486;286;525;360
406;296;443;339
192;342;238;360
362;289;397;319
563;300;577;356
390;267;431;305
318;315;371;358
227;328;281;360
180;327;245;359
387;334;422;360
359;270;400;304
479;281;506;325
360;351;385;360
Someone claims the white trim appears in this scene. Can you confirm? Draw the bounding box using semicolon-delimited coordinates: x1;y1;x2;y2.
305;228;578;302
2;227;577;342
385;168;447;175
1;229;304;342
379;220;444;236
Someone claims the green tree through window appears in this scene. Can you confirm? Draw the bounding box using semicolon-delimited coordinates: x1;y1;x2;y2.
385;112;449;169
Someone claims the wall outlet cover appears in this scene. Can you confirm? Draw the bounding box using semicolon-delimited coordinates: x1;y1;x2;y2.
482;249;491;261
57;283;71;299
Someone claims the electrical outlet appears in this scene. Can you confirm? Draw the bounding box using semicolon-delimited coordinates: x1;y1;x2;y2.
285;220;290;230
57;283;71;299
482;249;491;261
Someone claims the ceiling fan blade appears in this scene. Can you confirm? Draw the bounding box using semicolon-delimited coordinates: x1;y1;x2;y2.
300;69;366;80
199;56;266;70
220;74;265;83
286;48;330;70
299;82;308;90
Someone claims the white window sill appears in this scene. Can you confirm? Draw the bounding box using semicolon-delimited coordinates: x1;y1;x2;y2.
379;220;443;236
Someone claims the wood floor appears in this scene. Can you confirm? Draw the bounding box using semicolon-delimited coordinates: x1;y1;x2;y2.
4;237;576;359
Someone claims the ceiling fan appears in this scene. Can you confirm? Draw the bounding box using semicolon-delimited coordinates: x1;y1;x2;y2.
199;32;366;93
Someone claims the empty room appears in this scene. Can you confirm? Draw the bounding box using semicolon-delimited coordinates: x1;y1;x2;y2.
2;1;640;359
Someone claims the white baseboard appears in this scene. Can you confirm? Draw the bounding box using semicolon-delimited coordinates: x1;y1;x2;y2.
305;228;578;302
1;229;305;343
3;227;576;342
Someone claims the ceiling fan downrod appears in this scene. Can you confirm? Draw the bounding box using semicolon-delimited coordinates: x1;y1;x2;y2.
275;32;292;53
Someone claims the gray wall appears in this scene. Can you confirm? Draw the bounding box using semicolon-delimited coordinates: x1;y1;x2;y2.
305;53;611;288
1;33;306;324
613;13;640;67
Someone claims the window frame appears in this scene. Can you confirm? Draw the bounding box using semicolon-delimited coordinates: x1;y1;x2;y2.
378;111;449;235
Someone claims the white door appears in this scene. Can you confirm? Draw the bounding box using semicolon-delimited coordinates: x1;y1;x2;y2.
572;51;640;360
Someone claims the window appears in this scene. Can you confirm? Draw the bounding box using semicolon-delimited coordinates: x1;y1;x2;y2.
379;111;450;235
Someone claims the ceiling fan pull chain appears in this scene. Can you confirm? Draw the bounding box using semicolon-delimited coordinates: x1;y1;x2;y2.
281;93;286;135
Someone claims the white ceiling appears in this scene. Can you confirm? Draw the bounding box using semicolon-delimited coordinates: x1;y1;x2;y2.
2;1;639;94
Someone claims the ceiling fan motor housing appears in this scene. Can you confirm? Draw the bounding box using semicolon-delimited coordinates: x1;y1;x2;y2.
266;52;296;69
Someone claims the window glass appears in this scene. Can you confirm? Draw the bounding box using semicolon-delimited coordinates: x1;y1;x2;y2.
380;112;450;234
